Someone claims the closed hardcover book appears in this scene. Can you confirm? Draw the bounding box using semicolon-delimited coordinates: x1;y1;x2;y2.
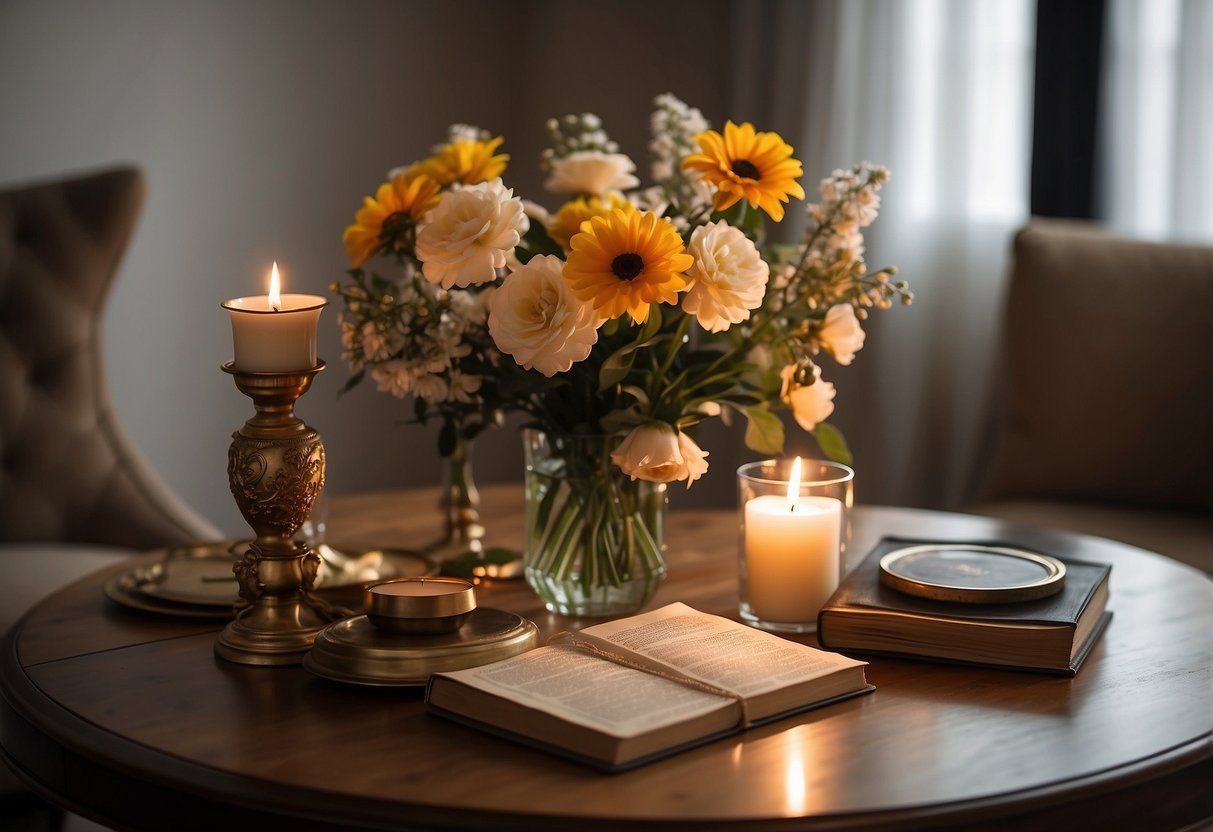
426;603;873;770
817;538;1111;675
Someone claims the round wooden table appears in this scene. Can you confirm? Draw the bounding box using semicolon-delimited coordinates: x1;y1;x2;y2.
2;485;1211;831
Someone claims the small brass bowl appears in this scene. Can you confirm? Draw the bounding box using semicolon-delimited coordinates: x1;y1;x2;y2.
365;577;476;635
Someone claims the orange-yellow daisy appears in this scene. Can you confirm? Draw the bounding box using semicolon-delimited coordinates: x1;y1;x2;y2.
412;136;509;186
564;208;693;324
546;193;635;251
343;172;441;267
683;121;805;221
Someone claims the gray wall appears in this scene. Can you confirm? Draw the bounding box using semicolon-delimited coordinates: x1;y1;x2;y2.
0;0;735;533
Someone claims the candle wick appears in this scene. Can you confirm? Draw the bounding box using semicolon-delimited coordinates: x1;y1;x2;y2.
272;302;281;312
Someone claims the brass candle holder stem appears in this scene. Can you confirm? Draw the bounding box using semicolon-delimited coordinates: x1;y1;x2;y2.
215;361;331;666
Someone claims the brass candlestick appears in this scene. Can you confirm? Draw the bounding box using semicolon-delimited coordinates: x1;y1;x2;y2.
215;360;331;665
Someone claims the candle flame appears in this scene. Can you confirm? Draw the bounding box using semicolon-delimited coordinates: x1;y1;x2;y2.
268;261;282;311
787;456;802;507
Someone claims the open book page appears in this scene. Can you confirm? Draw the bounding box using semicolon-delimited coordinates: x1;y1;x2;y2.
434;644;737;739
578;602;866;700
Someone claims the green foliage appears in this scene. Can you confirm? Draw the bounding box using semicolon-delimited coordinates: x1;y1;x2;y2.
743;405;785;454
813;422;853;466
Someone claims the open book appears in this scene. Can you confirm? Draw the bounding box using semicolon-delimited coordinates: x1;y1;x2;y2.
425;602;872;770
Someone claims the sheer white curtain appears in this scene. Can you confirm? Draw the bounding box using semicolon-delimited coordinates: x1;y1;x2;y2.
734;0;1035;508
1100;0;1213;242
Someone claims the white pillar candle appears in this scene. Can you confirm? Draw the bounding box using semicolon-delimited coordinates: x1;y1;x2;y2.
223;262;326;373
744;494;842;624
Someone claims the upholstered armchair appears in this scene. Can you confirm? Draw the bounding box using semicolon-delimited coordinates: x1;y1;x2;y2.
971;219;1213;573
0;167;219;803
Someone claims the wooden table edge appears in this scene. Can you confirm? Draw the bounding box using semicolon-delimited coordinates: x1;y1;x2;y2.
3;604;1211;832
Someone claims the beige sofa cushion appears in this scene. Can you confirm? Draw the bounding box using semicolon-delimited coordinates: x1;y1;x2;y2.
988;220;1213;510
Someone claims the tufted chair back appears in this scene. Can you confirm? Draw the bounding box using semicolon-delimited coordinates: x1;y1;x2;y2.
0;167;217;548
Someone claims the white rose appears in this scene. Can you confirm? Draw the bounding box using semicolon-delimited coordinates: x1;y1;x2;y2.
544;150;640;196
611;423;710;487
683;220;770;333
488;255;600;377
415;178;529;289
676;431;710;486
817;304;866;365
781;365;836;431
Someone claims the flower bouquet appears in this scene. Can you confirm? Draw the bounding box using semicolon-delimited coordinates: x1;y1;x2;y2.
334;96;910;614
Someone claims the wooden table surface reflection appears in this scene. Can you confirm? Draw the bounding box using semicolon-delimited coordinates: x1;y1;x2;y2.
1;483;1210;831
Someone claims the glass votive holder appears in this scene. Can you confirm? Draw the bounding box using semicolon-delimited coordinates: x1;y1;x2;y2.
737;458;855;633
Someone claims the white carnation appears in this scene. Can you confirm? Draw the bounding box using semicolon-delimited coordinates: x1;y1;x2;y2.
544;150;640;196
488;255;600;377
817;304;866;365
415;179;529;289
682;220;770;333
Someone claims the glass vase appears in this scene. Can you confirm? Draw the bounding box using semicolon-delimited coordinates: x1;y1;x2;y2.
523;429;667;616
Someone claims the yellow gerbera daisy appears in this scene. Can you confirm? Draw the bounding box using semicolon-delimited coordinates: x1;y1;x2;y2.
413;136;509;186
564;208;693;324
683;121;805;222
343;172;442;267
547;193;635;251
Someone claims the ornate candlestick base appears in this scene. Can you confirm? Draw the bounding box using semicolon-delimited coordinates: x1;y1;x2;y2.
215;361;331;666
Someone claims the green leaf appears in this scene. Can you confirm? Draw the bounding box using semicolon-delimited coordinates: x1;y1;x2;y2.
521;221;564;259
598;334;664;392
437;419;458;458
813;422;853;466
481;547;520;565
337;369;365;397
620;385;650;409
598;408;646;435
743;406;785;455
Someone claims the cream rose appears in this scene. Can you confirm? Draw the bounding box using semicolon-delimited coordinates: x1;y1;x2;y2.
544;150;640;195
488;255;600;377
415;178;529;289
683;220;770;332
781;365;836;431
611;423;710;487
817;304;866;365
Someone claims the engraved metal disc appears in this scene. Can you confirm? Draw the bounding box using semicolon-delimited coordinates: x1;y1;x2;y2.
878;543;1066;603
303;608;539;687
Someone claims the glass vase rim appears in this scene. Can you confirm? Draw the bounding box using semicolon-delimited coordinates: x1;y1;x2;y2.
737;458;855;487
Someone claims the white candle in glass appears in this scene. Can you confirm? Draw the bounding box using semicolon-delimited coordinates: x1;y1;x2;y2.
223;262;326;373
744;457;842;623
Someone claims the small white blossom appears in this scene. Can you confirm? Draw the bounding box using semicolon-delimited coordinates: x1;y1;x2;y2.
371;360;412;398
411;372;450;403
447;369;483;404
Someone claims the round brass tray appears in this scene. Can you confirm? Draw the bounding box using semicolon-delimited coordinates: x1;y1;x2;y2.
879;543;1067;603
105;540;436;617
303;608;539;687
105;569;235;619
